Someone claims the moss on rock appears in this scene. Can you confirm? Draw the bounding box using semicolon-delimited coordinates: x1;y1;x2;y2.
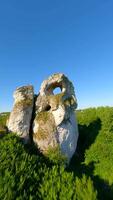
34;111;57;140
14;99;33;109
47;92;65;110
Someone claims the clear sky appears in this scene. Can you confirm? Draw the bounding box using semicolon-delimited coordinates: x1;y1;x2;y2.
0;0;113;112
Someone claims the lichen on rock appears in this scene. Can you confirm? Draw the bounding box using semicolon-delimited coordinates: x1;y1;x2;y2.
7;85;34;143
33;73;79;163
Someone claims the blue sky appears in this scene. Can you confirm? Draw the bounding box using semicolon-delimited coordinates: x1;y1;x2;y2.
0;0;113;112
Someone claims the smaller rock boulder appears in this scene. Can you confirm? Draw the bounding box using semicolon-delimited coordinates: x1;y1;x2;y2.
8;85;34;142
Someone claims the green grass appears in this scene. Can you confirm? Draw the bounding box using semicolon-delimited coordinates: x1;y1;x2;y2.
0;134;97;200
0;112;9;135
0;107;113;199
69;106;113;200
0;112;10;126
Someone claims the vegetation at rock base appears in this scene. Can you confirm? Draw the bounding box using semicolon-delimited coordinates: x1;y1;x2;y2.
0;133;97;200
0;112;9;135
45;145;68;164
0;107;113;199
0;112;10;127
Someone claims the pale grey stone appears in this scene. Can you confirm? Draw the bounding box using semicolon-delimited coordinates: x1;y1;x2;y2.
8;85;34;143
33;73;79;162
8;73;79;163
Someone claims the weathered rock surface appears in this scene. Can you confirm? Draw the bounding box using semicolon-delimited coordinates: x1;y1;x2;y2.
8;73;79;163
33;73;78;162
8;85;34;142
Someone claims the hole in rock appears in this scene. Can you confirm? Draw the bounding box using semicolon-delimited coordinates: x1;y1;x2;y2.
53;87;62;95
45;105;51;111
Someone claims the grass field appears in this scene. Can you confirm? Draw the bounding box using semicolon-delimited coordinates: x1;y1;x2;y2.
0;107;113;200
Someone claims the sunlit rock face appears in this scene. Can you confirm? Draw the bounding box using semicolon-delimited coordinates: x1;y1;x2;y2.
8;73;79;163
7;85;34;143
33;73;79;162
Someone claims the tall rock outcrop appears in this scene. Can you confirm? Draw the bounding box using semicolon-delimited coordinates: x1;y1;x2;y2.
8;85;34;143
8;73;79;163
33;73;79;162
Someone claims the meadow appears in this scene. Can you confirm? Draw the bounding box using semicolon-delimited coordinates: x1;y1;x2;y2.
0;107;113;200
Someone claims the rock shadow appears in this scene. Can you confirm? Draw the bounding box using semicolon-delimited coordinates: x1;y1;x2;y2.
68;118;113;199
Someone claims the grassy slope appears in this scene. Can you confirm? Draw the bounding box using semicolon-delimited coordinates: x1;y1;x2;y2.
0;107;113;199
70;107;113;199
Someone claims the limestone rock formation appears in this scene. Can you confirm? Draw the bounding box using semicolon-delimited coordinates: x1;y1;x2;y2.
8;85;34;143
33;73;79;162
8;73;79;163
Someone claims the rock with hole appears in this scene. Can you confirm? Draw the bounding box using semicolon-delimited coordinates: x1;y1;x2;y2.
33;73;79;163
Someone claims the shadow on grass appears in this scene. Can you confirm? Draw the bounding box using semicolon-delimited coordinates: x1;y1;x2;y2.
68;118;113;200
